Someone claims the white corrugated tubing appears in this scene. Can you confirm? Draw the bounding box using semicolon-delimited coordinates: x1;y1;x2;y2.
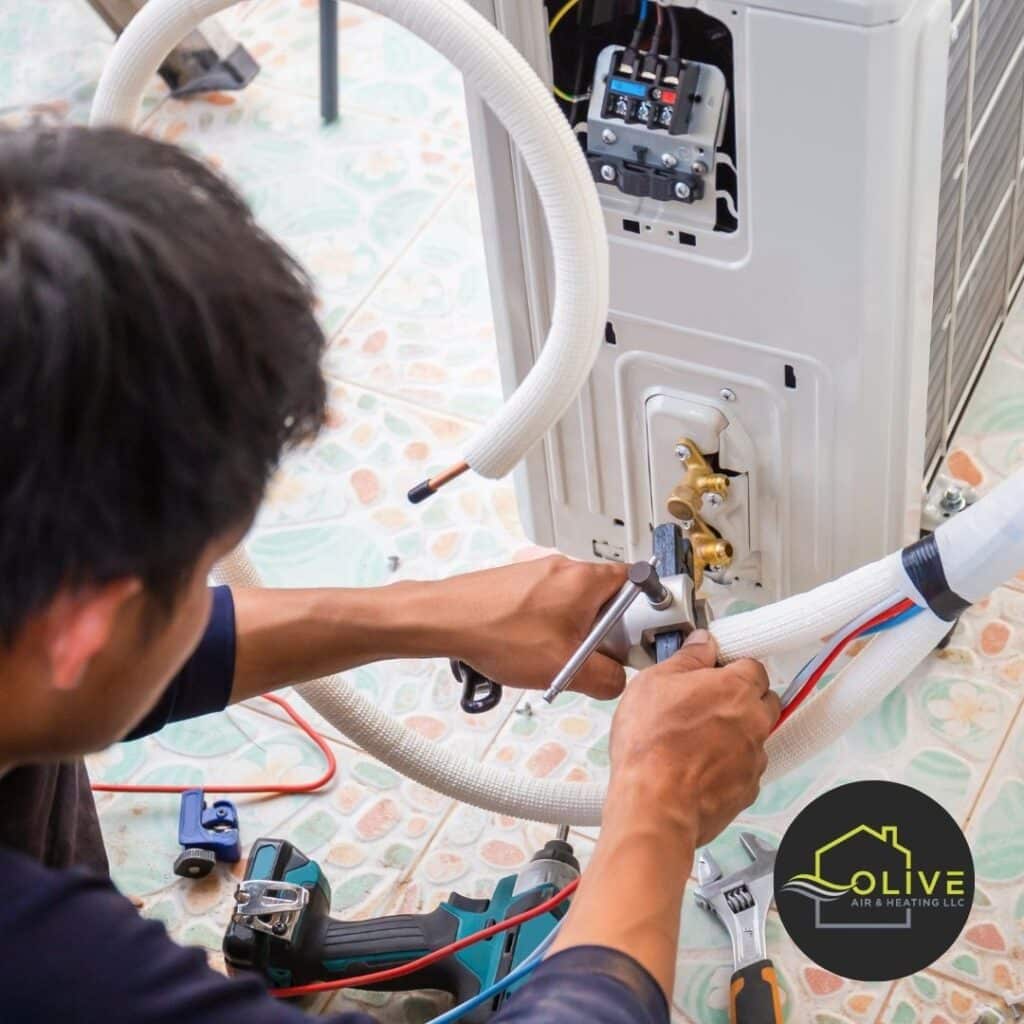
91;0;1024;825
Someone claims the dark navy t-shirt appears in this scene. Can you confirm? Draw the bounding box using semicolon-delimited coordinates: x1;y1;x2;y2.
0;587;669;1024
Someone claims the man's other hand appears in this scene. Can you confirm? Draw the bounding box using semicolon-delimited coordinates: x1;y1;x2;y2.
609;630;780;846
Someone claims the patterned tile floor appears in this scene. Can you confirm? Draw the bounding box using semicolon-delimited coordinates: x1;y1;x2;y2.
5;1;1024;1020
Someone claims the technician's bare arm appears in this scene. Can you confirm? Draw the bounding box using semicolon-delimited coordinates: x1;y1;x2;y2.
227;556;628;703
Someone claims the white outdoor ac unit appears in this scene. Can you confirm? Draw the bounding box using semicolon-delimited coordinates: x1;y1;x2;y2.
463;0;1024;600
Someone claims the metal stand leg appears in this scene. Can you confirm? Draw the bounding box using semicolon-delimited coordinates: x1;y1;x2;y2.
319;0;339;124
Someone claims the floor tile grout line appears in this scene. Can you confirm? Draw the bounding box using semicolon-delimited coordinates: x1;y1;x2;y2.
390;801;462;895
242;698;365;755
961;693;1024;831
326;170;471;341
870;980;900;1023
252;511;355;532
238;0;273;22
383;705;527;894
138;92;172;131
923;964;1021;1007
242;695;526;798
247;73;473;151
321;372;494;431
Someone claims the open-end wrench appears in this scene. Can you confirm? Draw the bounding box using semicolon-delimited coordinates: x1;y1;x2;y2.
542;557;670;704
694;832;783;1024
452;527;698;713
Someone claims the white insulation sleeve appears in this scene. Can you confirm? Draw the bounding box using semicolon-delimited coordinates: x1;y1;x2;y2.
932;468;1024;603
213;547;609;826
89;0;609;482
764;609;950;781
215;482;1024;827
711;553;905;662
210;544;929;827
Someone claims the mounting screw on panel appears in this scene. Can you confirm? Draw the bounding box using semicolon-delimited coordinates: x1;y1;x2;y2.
674;442;693;462
705;493;724;510
674;181;692;200
720;388;737;402
601;128;617;144
600;164;617;182
661;153;678;168
922;474;977;531
939;486;967;514
691;160;709;175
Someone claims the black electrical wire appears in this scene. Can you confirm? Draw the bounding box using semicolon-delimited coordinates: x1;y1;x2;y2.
650;3;664;55
668;5;681;59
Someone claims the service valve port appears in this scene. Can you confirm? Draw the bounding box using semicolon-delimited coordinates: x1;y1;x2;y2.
665;437;734;589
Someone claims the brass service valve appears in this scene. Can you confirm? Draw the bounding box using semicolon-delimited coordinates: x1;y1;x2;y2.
665;438;734;589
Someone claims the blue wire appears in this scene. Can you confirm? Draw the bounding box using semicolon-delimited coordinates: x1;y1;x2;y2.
863;604;924;634
429;920;564;1024
639;0;649;19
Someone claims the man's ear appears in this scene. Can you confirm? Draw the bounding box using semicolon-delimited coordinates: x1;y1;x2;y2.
44;579;143;691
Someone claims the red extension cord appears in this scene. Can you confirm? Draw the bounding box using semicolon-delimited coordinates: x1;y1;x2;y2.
90;693;337;794
271;878;580;999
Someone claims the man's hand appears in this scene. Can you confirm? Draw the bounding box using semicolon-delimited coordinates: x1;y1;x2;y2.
609;629;780;845
228;556;627;704
551;630;778;997
438;555;629;700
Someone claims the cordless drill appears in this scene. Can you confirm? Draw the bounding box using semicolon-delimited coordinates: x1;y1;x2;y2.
223;835;579;1022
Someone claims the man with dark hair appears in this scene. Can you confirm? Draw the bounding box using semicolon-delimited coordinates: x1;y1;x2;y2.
0;126;778;1023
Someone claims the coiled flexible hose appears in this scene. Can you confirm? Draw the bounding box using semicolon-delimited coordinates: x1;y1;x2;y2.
89;0;609;481
91;1;1024;825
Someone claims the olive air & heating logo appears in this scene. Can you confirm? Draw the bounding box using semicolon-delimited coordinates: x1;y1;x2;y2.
774;781;974;981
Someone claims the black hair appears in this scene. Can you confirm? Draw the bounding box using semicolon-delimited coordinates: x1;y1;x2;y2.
0;126;327;640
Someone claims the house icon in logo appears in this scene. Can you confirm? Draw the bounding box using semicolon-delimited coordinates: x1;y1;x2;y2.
783;825;914;930
816;825;911;929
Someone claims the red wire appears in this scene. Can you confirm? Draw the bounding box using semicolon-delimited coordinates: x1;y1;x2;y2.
773;599;916;730
270;877;580;998
90;693;337;794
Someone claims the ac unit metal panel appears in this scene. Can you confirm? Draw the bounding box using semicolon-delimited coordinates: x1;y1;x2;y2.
962;75;1021;272
927;321;950;462
925;0;1024;471
1013;155;1024;276
931;19;967;328
465;0;994;598
954;210;1011;397
973;0;1024;129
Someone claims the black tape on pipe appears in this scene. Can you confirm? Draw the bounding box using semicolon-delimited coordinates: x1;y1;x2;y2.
901;535;970;622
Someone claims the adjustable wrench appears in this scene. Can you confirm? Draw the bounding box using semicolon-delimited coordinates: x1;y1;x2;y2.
694;832;783;1024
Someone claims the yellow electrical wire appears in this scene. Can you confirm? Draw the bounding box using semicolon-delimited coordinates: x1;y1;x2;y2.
548;0;583;33
553;84;589;103
549;0;590;104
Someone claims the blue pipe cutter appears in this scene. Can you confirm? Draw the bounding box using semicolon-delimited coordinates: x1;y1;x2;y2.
173;788;241;879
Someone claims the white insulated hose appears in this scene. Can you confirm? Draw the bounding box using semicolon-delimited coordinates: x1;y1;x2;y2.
212;542;928;823
91;1;1024;824
89;0;609;481
764;610;951;781
212;465;1024;825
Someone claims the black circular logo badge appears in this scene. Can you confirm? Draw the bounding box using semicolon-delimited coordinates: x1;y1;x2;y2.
774;781;974;981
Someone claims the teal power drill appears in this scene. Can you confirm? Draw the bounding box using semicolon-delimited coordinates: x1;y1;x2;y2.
223;833;579;1022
